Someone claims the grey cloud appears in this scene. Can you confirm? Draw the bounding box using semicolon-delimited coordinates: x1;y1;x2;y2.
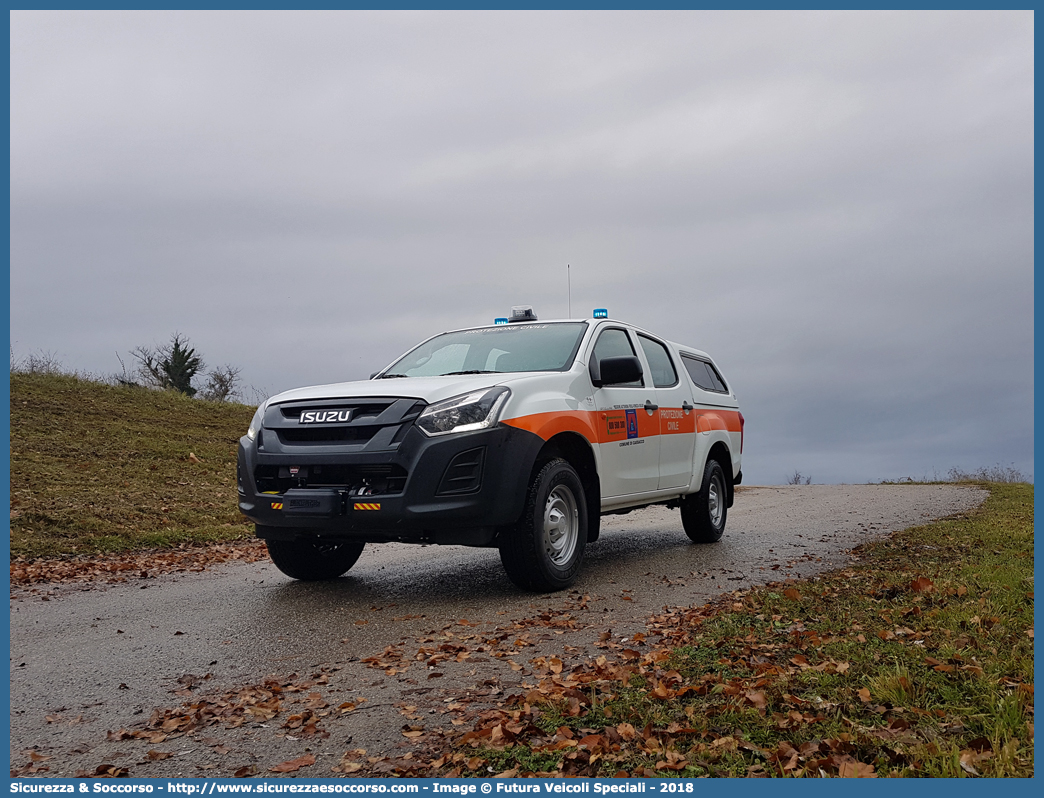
10;10;1033;483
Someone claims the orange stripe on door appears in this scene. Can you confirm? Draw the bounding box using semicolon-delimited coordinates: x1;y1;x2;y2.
502;407;736;443
658;407;697;435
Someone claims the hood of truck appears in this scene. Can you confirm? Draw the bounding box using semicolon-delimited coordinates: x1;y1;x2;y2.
266;373;536;407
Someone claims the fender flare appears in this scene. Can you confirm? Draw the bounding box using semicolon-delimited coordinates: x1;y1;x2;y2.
694;431;735;507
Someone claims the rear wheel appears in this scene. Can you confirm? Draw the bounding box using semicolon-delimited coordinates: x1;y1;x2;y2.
681;459;727;543
499;458;587;592
265;536;365;581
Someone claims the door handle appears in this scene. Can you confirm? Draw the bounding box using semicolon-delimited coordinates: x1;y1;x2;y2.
644;399;658;414
682;401;693;414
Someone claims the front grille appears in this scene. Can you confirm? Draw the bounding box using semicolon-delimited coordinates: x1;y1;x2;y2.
276;426;380;445
260;397;426;449
254;463;408;496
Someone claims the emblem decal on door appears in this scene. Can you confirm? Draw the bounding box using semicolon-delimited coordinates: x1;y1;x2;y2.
625;409;639;439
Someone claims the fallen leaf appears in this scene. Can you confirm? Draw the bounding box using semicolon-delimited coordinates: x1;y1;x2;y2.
269;754;315;773
838;760;877;778
959;748;993;776
616;723;637;741
75;765;129;778
655;750;688;771
744;690;768;710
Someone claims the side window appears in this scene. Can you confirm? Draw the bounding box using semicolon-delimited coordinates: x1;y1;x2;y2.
682;355;728;393
637;335;678;388
592;328;641;387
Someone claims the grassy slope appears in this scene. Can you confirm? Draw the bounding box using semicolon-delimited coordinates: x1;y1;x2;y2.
10;372;255;559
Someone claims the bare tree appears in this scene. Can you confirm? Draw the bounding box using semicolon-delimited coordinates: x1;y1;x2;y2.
245;384;271;406
199;364;243;402
787;470;812;485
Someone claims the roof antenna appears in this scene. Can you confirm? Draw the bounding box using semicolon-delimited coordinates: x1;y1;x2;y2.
567;263;571;318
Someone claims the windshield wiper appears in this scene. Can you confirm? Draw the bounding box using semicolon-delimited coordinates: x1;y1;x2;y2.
379;373;409;378
443;370;498;376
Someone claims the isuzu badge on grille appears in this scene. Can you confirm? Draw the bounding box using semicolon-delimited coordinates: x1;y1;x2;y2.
300;409;353;424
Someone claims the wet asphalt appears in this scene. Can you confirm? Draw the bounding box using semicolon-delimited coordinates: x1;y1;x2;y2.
10;484;986;777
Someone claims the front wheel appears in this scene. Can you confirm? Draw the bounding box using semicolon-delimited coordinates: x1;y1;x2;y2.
680;459;727;543
265;536;366;581
499;458;587;592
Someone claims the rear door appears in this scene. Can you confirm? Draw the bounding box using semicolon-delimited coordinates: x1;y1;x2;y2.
636;334;696;490
589;326;660;498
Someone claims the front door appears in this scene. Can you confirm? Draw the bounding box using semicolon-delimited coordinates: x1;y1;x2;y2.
589;327;660;498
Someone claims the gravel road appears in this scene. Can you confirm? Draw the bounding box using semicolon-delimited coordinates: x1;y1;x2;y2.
10;484;986;777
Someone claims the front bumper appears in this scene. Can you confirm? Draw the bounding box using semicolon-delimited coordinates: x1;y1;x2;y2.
237;422;544;546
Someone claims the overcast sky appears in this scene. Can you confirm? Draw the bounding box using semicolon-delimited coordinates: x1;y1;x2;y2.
10;10;1034;485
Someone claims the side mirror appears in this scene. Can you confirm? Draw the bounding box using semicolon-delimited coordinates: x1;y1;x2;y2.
592;356;643;388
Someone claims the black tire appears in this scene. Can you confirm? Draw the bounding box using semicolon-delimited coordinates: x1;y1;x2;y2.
266;537;365;581
499;458;587;592
681;459;727;543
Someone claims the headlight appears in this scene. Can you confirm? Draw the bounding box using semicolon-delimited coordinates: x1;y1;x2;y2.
416;387;509;437
246;403;267;441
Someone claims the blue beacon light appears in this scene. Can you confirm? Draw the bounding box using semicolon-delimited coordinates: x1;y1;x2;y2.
494;317;509;325
593;308;608;319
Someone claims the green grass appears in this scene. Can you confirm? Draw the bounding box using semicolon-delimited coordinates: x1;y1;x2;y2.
10;372;255;559
450;483;1033;778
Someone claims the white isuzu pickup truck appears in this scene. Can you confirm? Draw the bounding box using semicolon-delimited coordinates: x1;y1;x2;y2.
238;307;743;592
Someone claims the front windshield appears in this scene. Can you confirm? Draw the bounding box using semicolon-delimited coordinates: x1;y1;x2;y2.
382;322;588;378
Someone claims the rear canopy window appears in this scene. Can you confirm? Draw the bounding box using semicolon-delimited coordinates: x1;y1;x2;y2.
682;355;728;393
383;322;588;377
